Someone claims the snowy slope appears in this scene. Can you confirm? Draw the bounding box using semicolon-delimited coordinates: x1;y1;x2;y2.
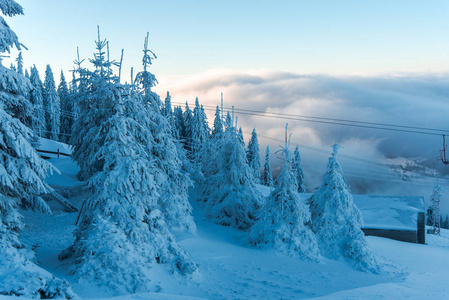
5;154;449;299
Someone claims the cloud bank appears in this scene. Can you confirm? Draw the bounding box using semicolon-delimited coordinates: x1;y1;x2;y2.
154;69;449;207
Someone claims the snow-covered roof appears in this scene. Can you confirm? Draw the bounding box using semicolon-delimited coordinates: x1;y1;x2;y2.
353;195;424;231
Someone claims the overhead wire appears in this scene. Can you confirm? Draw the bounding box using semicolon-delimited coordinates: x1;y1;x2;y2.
172;101;448;136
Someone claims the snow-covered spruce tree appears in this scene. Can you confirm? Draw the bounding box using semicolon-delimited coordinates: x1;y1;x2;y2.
70;31;119;180
199;123;262;230
183;101;193;153
238;127;244;146
247;128;261;183
199;105;225;182
134;33;195;233
173;105;184;140
211;105;223;137
58;71;72;143
224;111;232;129
429;185;444;234
24;68;29;79
15;51;23;74
261;145;274;187
44;65;60;141
309;144;379;272
62;31;196;292
0;1;74;297
62;86;196;293
163;91;175;129
249;128;319;259
292;145;306;192
190;97;209;162
29;65;45;137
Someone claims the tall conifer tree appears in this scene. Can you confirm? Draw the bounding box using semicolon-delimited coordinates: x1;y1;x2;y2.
183;102;193;153
212;105;223;137
247;128;261;183
261;145;274;187
173;105;184;139
62;30;196;292
292;145;306;192
58;71;72;143
15;51;23;74
309;145;379;272
29;65;45;137
163;91;174;129
200;123;262;229
44;65;60;140
250;128;319;259
0;1;74;297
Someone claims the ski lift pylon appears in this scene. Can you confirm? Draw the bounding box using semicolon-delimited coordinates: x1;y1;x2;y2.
440;135;449;165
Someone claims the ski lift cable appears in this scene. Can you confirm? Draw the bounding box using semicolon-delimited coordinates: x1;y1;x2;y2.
251;130;387;167
251;131;449;182
173;101;449;135
199;107;444;137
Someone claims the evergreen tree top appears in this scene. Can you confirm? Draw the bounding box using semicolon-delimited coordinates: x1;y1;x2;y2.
332;144;342;156
58;70;69;96
135;32;158;92
0;0;23;53
15;51;22;74
0;0;23;17
30;65;42;86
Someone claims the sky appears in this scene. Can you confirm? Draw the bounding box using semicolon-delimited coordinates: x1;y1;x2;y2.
4;0;449;202
6;0;449;77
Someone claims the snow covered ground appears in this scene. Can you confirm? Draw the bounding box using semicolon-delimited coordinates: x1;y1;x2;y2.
3;155;449;299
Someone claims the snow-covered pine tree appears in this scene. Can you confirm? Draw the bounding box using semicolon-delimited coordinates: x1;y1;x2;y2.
429;185;444;234
62;30;196;292
62;85;196;293
134;33;196;233
249;127;319;259
238;127;244;146
261;145;274;187
201;105;223;179
173;105;184;139
0;1;74;297
163;91;175;129
15;51;23;74
200;103;210;135
58;71;72;143
24;68;29;78
190;97;209;162
247;128;261;183
199;122;262;230
70;29;119;180
211;105;223;137
225;111;232;129
292;145;306;193
29;65;45;137
183;101;193;153
309;144;379;272
44;65;60;141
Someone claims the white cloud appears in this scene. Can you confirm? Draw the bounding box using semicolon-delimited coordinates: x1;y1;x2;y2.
154;68;449;200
